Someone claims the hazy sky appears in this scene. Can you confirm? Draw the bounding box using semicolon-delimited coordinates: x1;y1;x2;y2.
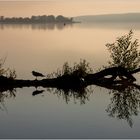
0;0;140;17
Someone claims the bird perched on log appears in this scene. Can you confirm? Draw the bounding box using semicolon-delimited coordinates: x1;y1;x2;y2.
32;71;45;80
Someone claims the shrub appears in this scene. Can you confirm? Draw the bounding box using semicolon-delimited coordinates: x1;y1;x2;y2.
48;59;93;78
106;30;140;71
0;57;17;79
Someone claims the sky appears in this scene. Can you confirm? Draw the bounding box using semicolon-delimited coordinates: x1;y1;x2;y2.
0;0;140;17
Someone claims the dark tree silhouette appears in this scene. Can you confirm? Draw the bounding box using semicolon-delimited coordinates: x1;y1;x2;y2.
0;15;74;24
106;30;140;71
46;15;55;22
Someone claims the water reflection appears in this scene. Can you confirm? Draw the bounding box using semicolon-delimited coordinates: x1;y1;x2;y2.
106;86;140;127
32;89;45;96
0;89;16;112
32;86;93;104
0;23;73;30
1;82;140;127
49;86;93;104
2;22;140;30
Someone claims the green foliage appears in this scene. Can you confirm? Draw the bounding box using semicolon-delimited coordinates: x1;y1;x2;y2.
106;30;140;71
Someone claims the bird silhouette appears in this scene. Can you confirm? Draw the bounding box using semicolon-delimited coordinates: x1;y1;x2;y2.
32;90;45;96
32;71;45;80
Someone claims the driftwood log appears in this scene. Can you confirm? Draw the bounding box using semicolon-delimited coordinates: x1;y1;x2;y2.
0;66;140;92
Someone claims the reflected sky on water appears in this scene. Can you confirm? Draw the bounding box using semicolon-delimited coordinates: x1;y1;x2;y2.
0;84;140;138
1;22;140;138
1;22;140;80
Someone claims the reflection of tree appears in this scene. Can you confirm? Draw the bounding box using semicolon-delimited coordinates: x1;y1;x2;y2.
45;86;93;105
0;23;73;30
1;81;140;128
0;89;16;112
106;86;140;127
31;23;55;30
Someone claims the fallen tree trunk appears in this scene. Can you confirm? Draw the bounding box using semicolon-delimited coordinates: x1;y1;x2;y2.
0;66;140;92
84;66;137;85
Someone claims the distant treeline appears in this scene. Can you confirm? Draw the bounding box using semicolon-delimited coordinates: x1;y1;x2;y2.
0;15;74;24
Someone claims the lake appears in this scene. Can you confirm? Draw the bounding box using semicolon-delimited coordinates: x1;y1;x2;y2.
1;22;140;138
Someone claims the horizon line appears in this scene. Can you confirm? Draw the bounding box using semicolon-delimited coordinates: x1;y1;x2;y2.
74;12;140;17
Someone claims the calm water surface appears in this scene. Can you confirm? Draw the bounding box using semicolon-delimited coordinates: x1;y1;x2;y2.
0;22;140;138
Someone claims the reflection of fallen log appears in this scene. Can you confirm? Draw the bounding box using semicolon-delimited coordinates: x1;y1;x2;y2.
0;66;140;92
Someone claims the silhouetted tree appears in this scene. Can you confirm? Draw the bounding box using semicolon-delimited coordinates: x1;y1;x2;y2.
40;15;47;22
0;57;16;79
0;16;4;21
56;15;71;22
23;17;30;23
46;15;55;22
0;15;74;23
31;15;37;22
70;17;73;22
106;30;140;71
